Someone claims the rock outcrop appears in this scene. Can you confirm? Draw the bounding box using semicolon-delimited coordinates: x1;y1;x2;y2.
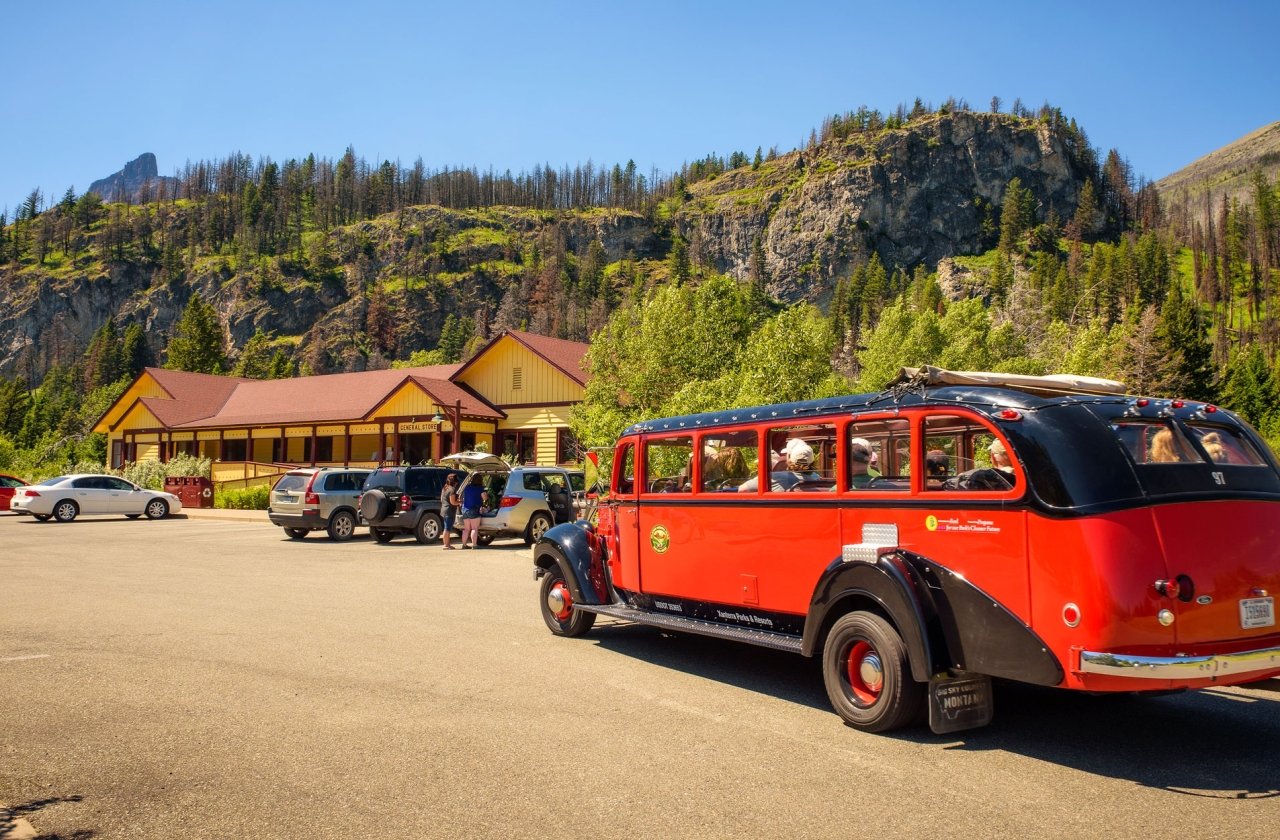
87;153;181;203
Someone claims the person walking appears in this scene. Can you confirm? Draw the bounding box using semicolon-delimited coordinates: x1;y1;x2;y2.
440;474;460;549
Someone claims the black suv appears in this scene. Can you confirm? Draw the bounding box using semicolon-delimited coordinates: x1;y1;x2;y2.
358;466;464;544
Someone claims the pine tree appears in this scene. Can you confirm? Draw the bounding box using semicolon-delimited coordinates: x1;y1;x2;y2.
121;323;152;378
164;293;227;374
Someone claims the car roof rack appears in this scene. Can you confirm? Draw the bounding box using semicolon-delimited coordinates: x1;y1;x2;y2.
888;365;1128;397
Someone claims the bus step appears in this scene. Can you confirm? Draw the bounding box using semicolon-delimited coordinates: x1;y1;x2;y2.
577;603;804;653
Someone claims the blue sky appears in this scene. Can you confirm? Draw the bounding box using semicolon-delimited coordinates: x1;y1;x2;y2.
2;0;1276;215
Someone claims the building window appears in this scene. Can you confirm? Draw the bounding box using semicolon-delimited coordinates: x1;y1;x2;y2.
512;367;523;390
223;439;248;461
557;428;579;464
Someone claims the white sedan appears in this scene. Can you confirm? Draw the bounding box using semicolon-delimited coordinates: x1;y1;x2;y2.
10;474;182;522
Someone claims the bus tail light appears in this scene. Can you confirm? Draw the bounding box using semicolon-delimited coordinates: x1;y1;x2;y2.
1062;603;1081;627
997;409;1022;421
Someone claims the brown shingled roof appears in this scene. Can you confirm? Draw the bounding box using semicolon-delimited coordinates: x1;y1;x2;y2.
177;365;467;428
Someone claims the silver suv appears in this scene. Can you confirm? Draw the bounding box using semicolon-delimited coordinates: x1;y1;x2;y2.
269;467;372;541
441;453;577;545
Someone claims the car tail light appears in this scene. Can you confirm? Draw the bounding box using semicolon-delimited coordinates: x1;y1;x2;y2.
400;494;412;511
23;489;39;497
500;495;521;508
303;473;320;506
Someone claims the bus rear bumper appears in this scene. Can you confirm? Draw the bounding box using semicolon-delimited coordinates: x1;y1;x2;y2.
1079;646;1280;680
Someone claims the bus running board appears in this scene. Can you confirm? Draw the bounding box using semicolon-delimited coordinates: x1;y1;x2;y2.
576;603;804;653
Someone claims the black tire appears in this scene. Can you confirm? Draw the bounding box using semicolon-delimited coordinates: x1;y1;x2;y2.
476;533;495;546
285;527;309;539
327;510;357;541
415;512;443;544
33;514;50;521
359;489;390;524
372;528;394;544
822;611;924;733
144;499;169;520
524;513;553;546
539;565;596;637
53;500;78;523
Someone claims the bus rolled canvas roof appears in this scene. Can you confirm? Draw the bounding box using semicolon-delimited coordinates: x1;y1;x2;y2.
889;365;1128;397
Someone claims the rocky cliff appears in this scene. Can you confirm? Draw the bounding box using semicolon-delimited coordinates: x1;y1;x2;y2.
679;111;1091;303
87;153;181;203
1;112;1095;381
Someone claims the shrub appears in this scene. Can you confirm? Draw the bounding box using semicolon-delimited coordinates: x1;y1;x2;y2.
216;485;270;510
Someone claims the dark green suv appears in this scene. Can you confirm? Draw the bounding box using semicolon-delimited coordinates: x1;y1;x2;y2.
358;466;465;544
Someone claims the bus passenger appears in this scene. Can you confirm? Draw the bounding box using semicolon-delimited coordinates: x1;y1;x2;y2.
1149;428;1180;463
849;441;876;489
988;440;1016;480
850;437;882;478
739;442;819;492
926;449;949;488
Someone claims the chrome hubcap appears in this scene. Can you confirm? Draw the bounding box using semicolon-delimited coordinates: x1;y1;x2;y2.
547;582;571;620
859;653;883;691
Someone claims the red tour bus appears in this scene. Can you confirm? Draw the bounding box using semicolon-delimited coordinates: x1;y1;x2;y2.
532;368;1280;733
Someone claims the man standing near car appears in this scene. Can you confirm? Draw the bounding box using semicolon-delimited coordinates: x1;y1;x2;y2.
441;474;460;549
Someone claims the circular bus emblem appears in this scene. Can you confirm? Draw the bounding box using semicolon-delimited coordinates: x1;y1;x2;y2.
925;515;938;532
650;525;671;553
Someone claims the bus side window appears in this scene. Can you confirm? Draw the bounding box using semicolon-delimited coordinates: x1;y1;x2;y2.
699;430;757;492
644;436;693;493
616;443;635;495
924;414;1018;492
847;418;909;491
761;423;836;492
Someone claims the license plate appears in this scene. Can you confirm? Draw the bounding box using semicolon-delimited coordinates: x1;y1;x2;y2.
279;494;296;503
1240;597;1275;629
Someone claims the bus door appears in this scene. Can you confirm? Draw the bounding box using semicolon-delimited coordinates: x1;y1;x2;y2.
606;441;641;592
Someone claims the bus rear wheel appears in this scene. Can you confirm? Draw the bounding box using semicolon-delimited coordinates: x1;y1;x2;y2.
822;611;923;733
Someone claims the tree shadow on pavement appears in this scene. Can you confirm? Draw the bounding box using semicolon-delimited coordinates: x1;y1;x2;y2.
587;623;1280;796
0;794;93;839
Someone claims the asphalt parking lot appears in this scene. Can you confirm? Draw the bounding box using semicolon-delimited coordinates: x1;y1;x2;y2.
2;510;1280;839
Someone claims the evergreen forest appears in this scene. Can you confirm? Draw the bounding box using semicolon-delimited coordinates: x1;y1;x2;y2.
2;99;1280;479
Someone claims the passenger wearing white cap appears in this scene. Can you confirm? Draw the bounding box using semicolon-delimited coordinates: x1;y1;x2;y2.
850;437;882;478
739;439;821;492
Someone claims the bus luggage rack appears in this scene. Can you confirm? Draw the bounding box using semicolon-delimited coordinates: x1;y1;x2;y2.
577;603;804;653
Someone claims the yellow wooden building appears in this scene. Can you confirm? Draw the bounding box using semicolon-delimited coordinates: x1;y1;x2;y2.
93;330;590;486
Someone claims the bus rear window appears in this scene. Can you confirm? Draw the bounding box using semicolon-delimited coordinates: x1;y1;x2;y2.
1111;421;1202;464
1185;424;1268;466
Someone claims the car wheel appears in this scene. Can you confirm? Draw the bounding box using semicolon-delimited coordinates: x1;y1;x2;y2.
415;513;443;544
145;499;169;520
285;528;309;539
477;533;495;546
539;564;596;637
524;513;553;546
327;510;357;541
822;611;924;733
33;514;51;521
372;528;394;544
53;500;79;523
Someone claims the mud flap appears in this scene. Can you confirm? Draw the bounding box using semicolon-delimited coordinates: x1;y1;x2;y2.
928;673;994;734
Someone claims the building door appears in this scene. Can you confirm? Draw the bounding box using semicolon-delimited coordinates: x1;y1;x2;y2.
402;433;433;465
